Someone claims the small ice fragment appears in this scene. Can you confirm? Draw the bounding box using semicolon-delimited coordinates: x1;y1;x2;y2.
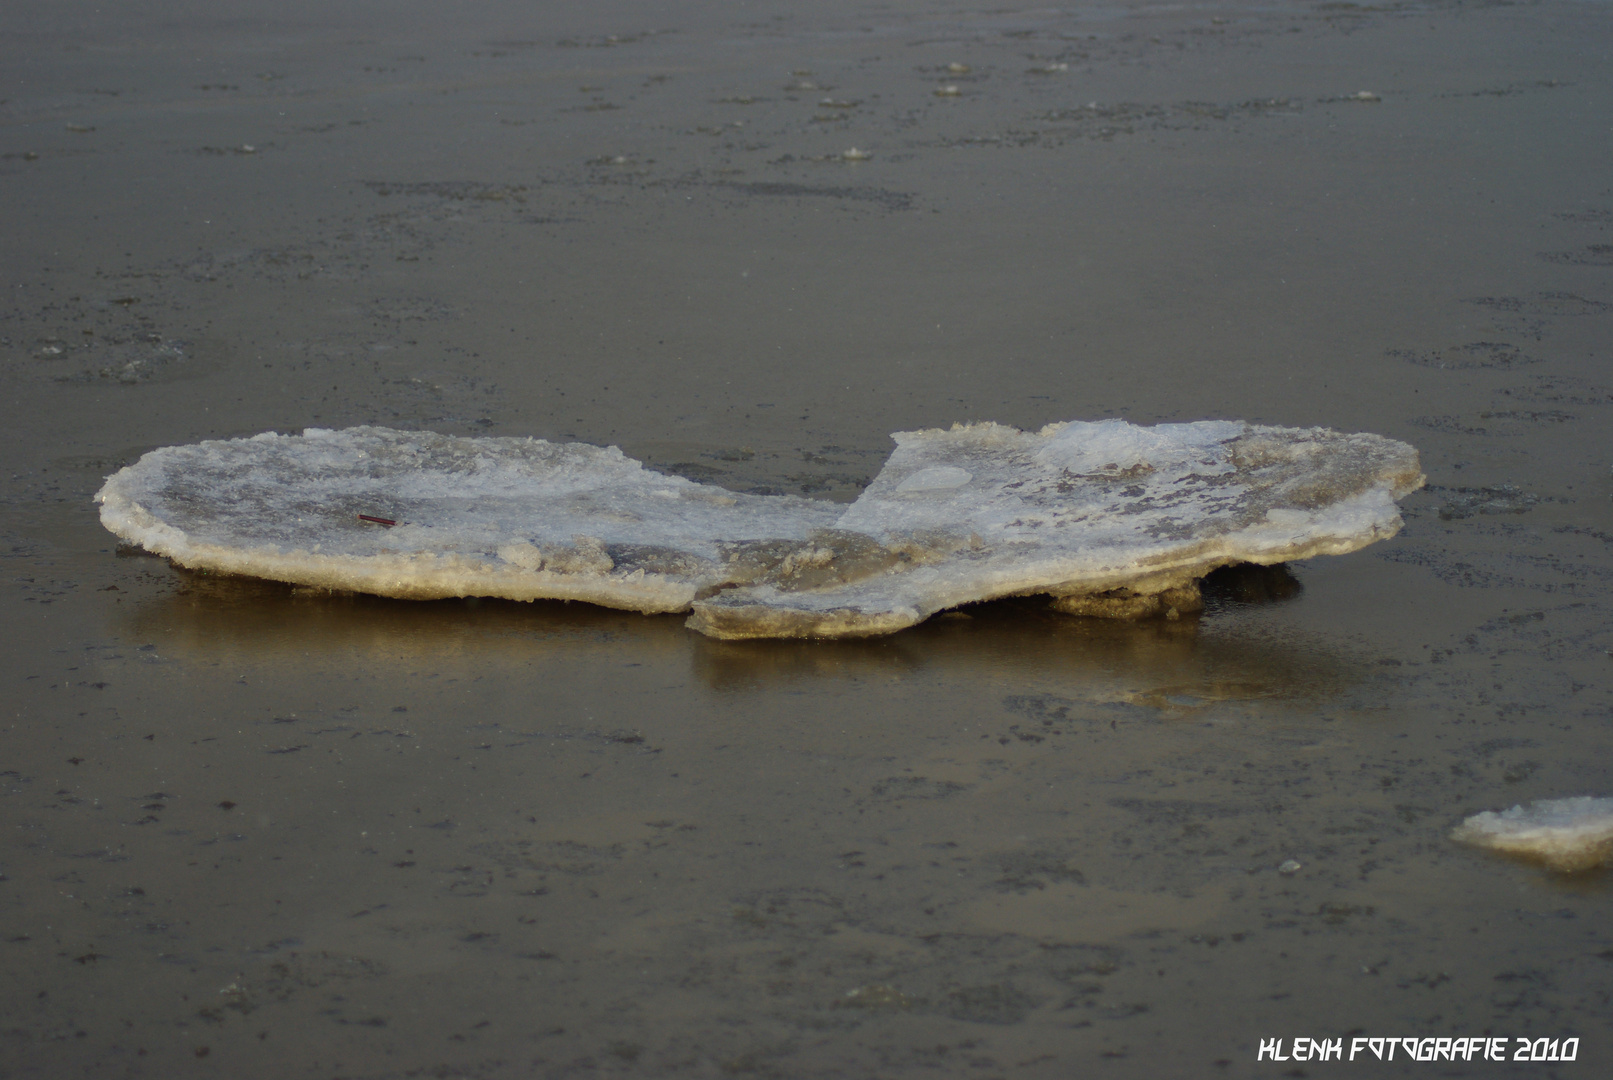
934;85;961;97
1352;91;1380;101
840;147;870;161
896;466;971;492
1451;796;1613;872
1278;859;1302;875
946;62;971;74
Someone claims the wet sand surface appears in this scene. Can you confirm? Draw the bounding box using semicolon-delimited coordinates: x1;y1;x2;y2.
3;0;1612;1075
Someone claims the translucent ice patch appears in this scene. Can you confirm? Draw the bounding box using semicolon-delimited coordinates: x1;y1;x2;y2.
1033;418;1244;475
896;466;972;491
1451;797;1613;873
97;419;1423;639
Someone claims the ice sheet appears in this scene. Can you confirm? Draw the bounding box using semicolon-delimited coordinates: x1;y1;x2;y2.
1451;797;1613;873
96;427;841;613
97;419;1423;638
687;419;1424;637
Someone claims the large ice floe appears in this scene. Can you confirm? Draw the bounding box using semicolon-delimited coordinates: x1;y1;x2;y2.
1451;798;1613;873
97;419;1423;639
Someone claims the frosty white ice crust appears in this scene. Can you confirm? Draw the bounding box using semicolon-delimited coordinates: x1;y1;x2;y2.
96;420;1424;639
1451;797;1613;873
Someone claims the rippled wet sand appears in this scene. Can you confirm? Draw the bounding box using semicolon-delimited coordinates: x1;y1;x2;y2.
3;1;1611;1075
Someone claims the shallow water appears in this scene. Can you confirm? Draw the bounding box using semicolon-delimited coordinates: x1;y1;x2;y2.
3;0;1612;1076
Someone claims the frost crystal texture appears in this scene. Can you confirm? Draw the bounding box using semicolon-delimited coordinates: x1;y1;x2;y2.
1451;797;1613;872
98;419;1423;639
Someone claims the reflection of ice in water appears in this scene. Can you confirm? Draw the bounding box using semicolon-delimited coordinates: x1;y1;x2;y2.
97;419;1422;639
1452;797;1613;872
120;573;1362;714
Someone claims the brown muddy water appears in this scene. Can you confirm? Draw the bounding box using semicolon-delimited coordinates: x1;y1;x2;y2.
3;1;1612;1076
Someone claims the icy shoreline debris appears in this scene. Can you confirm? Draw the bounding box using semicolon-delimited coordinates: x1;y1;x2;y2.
1451;797;1613;873
96;419;1423;639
